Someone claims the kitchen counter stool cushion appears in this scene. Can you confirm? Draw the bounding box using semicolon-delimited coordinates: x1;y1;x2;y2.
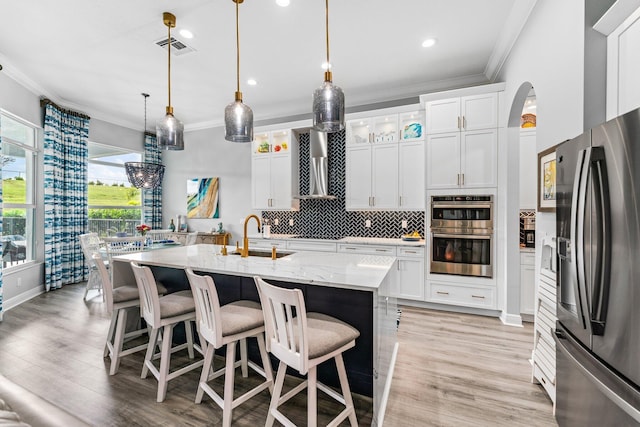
131;262;203;403
254;276;360;427
186;269;273;427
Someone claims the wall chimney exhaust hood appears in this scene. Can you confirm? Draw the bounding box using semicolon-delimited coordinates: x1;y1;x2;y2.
295;129;336;200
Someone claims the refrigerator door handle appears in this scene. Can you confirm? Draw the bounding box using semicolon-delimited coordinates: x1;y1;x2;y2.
555;329;640;423
570;148;590;330
589;146;611;335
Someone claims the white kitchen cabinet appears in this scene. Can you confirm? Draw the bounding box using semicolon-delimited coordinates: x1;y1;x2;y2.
396;246;425;300
398;141;425;210
251;129;299;210
427;281;496;309
346;109;424;210
247;238;287;250
346;144;398;209
426;128;497;189
285;240;337;252
520;251;536;317
519;129;537;209
426;92;498;134
346;114;399;145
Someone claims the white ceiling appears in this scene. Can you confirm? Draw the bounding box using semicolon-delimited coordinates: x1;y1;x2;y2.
0;0;533;131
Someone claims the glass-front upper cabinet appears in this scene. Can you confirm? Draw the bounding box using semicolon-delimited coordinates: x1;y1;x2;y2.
399;111;425;142
252;129;291;155
346;114;399;145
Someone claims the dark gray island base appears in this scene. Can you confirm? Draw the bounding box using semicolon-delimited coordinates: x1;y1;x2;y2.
111;245;399;426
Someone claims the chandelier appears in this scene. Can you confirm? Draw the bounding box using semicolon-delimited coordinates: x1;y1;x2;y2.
125;93;165;189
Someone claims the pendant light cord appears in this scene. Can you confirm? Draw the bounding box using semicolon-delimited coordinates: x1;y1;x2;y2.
143;93;149;132
325;0;330;66
167;21;172;109
236;0;241;95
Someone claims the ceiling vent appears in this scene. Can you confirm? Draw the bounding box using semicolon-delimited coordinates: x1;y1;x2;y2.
154;36;195;56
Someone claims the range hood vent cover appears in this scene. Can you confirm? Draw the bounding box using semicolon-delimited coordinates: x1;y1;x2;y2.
295;129;336;200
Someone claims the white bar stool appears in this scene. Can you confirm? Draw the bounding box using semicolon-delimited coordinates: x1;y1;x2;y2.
130;262;204;402
186;269;273;427
95;253;167;375
254;276;360;427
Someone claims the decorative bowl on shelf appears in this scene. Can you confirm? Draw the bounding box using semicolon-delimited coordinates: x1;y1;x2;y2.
401;236;421;241
403;123;422;139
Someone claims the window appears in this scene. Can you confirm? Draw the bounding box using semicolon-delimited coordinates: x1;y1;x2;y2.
88;142;143;236
1;111;38;268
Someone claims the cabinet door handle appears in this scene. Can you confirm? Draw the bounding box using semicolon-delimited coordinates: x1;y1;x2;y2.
471;294;485;299
463;116;467;130
457;174;460;186
399;196;403;206
372;196;375;206
369;132;373;143
461;173;465;186
437;291;450;295
457;116;461;129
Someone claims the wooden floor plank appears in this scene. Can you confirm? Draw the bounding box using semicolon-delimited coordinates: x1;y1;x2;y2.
0;284;556;426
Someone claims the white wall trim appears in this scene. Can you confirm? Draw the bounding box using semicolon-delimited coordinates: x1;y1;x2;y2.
594;0;640;35
485;0;538;82
500;311;523;327
2;285;44;312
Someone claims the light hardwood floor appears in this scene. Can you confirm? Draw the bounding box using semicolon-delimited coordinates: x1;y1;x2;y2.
0;284;557;426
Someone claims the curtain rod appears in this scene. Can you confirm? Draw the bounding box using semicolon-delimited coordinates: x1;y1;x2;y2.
40;97;90;120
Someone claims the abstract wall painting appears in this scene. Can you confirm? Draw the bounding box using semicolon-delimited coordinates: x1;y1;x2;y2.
187;177;219;218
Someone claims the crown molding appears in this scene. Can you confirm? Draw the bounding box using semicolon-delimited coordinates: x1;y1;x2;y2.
484;0;538;82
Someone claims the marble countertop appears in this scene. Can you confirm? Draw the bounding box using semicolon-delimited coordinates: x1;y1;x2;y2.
248;234;426;247
113;244;396;292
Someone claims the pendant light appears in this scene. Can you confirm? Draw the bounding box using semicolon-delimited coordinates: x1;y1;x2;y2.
312;0;344;132
156;12;184;150
126;93;165;189
224;0;253;142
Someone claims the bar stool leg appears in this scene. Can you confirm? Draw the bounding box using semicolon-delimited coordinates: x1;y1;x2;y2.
104;310;118;358
110;308;128;375
307;366;318;427
222;342;237;427
335;353;358;426
240;338;249;378
185;320;195;359
256;334;274;393
196;343;215;404
157;324;174;402
267;361;287;427
142;328;160;379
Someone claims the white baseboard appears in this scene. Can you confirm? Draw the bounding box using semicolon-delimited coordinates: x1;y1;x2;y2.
500;311;523;327
3;286;45;312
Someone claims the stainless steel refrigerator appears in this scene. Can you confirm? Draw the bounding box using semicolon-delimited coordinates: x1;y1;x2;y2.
555;107;640;426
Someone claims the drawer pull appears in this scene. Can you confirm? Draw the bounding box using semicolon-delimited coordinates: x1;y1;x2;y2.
436;291;450;295
375;249;388;252
404;250;416;254
540;376;547;385
471;294;485;299
345;247;356;250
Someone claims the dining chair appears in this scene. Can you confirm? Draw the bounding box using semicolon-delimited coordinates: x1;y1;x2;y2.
130;262;204;402
186;269;273;427
146;229;173;244
79;232;107;301
95;253;167;375
254;276;360;427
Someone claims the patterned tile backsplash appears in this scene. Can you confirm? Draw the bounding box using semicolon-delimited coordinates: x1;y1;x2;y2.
262;131;425;238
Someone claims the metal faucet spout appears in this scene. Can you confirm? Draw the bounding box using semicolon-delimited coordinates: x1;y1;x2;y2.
241;214;261;257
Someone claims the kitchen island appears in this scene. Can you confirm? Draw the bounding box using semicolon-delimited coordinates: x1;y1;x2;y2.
111;244;398;426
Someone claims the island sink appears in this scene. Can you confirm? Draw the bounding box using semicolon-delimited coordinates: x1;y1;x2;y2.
230;249;293;259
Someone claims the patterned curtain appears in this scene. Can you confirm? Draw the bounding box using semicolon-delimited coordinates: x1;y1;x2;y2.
0;116;3;320
43;103;90;291
142;133;163;230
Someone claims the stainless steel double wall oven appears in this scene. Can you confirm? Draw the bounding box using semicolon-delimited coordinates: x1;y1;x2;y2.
430;195;494;278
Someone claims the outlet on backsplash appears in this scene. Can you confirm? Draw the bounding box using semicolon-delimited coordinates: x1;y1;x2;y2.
401;219;408;229
274;218;279;226
289;219;294;226
365;219;371;228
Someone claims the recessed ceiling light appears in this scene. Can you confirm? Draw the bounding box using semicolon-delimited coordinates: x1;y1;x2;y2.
422;38;437;48
276;0;290;6
321;61;331;70
179;29;194;39
247;78;257;86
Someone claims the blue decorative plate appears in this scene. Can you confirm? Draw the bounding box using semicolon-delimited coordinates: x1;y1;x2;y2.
403;123;422;139
401;236;421;241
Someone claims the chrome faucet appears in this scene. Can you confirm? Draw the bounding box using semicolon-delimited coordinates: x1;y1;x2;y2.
240;214;261;257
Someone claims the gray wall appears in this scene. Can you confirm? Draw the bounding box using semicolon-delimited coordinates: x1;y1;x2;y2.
497;0;586;322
